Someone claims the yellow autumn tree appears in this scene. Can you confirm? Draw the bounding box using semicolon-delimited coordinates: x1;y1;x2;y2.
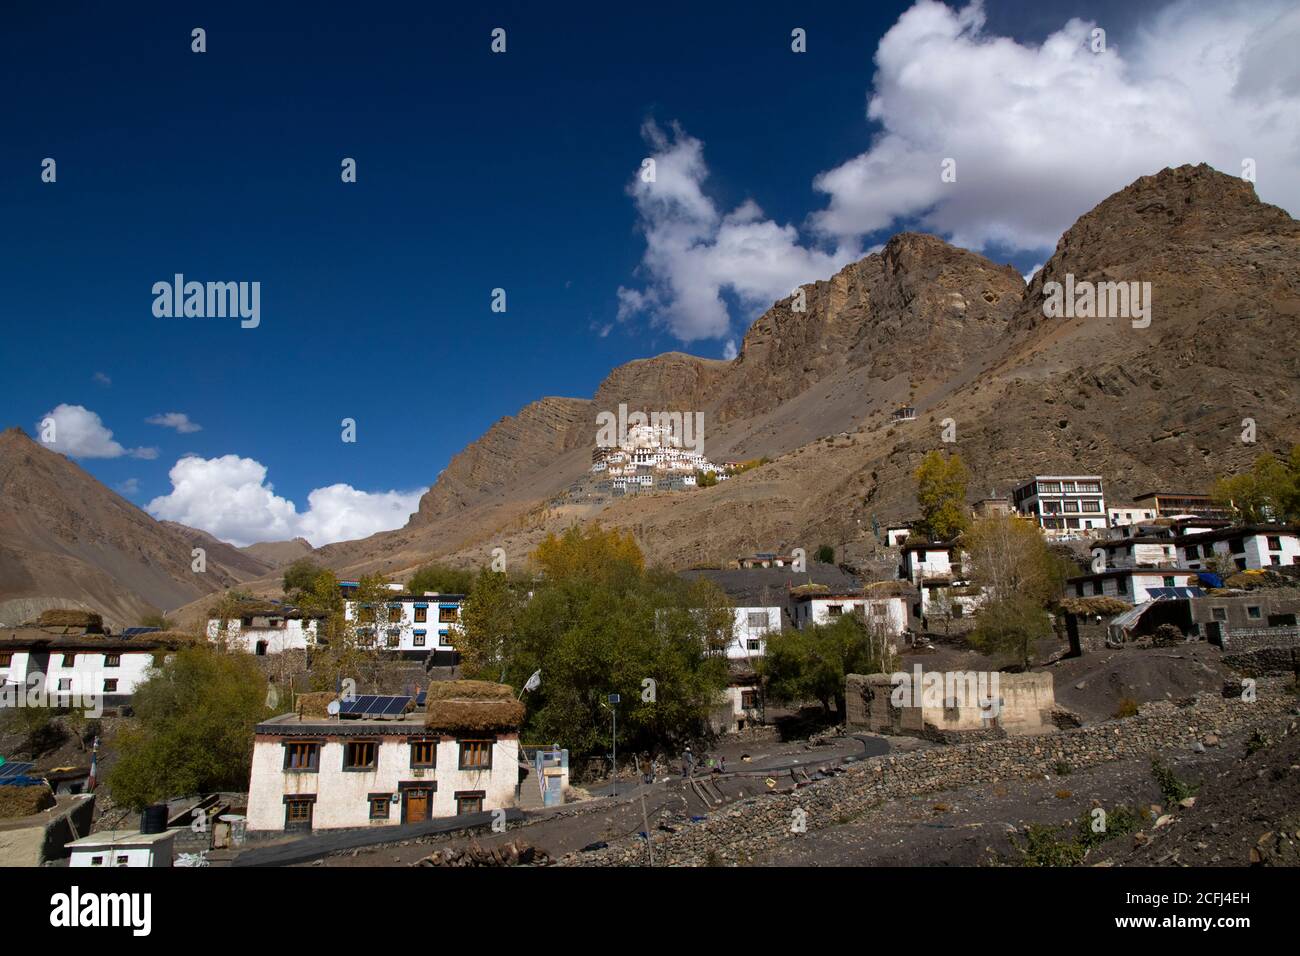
531;523;644;582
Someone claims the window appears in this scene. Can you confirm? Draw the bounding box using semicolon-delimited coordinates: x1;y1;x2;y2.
388;605;403;624
1063;500;1079;513
343;741;378;770
357;627;375;648
1163;577;1176;588
368;794;392;820
115;855;129;867
1211;608;1227;622
1267;536;1282;551
740;690;757;710
90;855;104;866
410;739;437;769
386;629;400;648
413;630;426;648
105;654;121;667
827;605;843;617
414;606;428;623
1039;481;1061;493
1247;606;1262;620
58;678;71;691
1229;538;1246;554
284;796;315;828
284;741;320;772
438;606;459;624
103;679;118;693
0;652;11;667
746;638;761;652
459;739;492;770
1060;481;1076;493
1092;581;1103;596
455;791;485;816
439;631;453;647
62;653;76;666
1081;500;1101;513
746;611;768;629
1186;544;1200;559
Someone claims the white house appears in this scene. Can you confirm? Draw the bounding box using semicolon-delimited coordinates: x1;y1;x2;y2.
1178;525;1300;572
1012;475;1106;537
246;685;522;832
343;593;464;664
1094;537;1181;570
727;606;781;659
66;829;177;868
2;613;196;711
206;601;324;655
1067;568;1202;603
1107;503;1157;530
791;591;869;629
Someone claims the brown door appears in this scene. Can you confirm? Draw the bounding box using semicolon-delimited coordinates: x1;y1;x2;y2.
403;787;432;823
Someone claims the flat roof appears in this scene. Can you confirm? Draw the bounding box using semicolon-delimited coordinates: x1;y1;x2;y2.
255;712;431;736
66;829;178;849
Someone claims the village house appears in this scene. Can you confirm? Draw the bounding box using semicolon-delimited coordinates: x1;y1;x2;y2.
1094;536;1182;570
66;829;177;868
1177;524;1300;572
883;523;915;547
206;599;326;655
1066;568;1203;604
245;682;524;832
1012;475;1106;537
343;592;464;665
791;588;868;629
846;670;1058;738
1131;490;1232;521
897;540;982;622
1;611;200;711
1106;502;1157;530
971;495;1012;519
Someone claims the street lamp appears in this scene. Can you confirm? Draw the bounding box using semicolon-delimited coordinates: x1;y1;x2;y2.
605;693;621;797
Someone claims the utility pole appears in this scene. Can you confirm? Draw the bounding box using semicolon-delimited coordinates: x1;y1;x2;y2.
607;693;620;798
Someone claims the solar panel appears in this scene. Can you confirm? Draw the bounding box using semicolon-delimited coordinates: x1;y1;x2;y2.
0;761;35;779
336;694;411;717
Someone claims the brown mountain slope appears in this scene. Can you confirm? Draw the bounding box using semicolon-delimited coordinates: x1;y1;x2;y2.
320;164;1299;579
240;537;316;568
0;428;262;627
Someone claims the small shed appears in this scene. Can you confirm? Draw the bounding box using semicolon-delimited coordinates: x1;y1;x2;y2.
66;829;177;868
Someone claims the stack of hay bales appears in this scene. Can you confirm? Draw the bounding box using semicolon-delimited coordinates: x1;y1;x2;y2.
31;609;104;634
0;785;55;818
423;681;524;734
296;691;337;718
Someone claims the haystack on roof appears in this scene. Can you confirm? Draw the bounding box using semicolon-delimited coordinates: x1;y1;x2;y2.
864;580;916;598
0;784;55;819
1057;596;1133;616
423;680;524;734
35;609;103;630
790;582;830;596
296;691;336;719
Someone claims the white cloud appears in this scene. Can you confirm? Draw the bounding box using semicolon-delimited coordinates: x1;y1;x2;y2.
619;121;857;342
1023;263;1043;283
36;404;157;460
722;339;738;360
92;372;111;387
618;1;1300;343
116;478;140;496
809;0;1300;251
144;454;423;548
146;411;203;434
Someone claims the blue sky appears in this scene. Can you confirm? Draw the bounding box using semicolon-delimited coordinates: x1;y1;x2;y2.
2;0;1296;545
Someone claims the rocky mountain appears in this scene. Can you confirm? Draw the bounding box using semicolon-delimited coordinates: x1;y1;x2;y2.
317;164;1298;580
9;164;1299;623
0;428;270;628
240;537;317;569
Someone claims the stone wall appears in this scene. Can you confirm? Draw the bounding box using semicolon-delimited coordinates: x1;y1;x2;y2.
560;686;1297;867
1220;626;1300;653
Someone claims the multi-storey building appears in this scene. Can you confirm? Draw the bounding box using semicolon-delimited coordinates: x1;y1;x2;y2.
1012;475;1106;536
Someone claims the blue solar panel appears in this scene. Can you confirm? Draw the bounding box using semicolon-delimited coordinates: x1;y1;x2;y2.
337;694;410;717
0;761;35;779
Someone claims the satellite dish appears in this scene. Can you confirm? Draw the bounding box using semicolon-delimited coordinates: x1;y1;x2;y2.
326;700;340;716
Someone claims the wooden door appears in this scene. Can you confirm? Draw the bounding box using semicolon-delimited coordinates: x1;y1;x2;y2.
404;787;432;823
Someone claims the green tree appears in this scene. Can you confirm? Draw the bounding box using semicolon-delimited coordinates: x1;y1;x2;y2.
282;558;326;600
406;562;475;596
457;529;731;760
108;648;272;808
964;515;1070;668
760;614;899;717
1212;446;1300;523
914;451;970;541
695;469;719;488
814;544;835;564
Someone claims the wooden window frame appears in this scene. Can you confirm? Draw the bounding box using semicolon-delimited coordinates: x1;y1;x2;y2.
343;740;379;771
454;790;486;816
0;652;12;668
103;678;118;693
104;653;121;667
283;794;316;828
409;738;438;769
283;740;321;773
458;739;493;771
438;606;458;624
413;607;428;623
368;793;392;820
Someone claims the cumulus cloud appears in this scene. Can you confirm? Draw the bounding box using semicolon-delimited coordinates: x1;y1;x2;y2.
809;0;1300;251
145;454;422;547
618;0;1300;344
619;120;858;342
115;478;140;496
146;411;203;434
36;404;157;460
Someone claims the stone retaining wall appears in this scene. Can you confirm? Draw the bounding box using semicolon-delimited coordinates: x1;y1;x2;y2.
1221;626;1300;653
560;686;1297;867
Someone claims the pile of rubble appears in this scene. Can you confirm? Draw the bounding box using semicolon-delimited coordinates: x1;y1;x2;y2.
413;838;551;867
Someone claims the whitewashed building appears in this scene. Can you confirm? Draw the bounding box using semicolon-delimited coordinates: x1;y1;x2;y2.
791;592;869;629
66;829;177;868
246;685;523;832
206;601;325;655
1067;568;1202;603
727;606;781;659
343;593;464;664
1012;475;1106;537
1178;525;1300;572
